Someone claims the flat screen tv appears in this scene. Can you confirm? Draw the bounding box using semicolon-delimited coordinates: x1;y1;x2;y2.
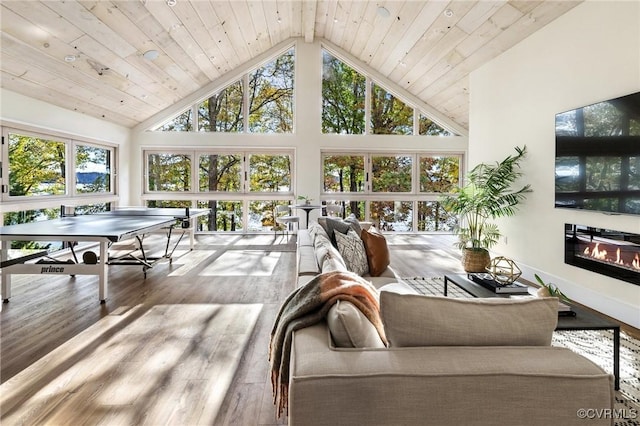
555;91;640;215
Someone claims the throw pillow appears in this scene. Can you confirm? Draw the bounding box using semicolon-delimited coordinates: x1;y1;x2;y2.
335;229;369;276
327;300;386;348
360;228;390;277
326;217;352;247
343;214;363;237
381;292;558;347
322;245;348;273
314;234;336;266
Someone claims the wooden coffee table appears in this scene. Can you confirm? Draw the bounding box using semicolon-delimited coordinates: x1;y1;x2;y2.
444;274;621;390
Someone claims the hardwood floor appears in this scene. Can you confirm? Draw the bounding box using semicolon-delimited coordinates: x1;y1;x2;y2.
4;232;638;425
1;232;460;425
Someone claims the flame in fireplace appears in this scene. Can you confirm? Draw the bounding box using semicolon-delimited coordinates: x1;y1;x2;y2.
583;242;640;270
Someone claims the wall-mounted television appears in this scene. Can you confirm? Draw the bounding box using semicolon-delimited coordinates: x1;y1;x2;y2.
555;91;640;215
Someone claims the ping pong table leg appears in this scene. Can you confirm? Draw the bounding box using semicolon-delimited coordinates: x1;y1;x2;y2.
1;240;11;303
99;241;109;303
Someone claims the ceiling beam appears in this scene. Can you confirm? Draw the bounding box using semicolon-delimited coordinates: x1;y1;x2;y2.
302;0;317;43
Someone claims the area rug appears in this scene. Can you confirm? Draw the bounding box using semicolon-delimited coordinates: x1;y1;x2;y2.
0;303;263;425
404;277;640;426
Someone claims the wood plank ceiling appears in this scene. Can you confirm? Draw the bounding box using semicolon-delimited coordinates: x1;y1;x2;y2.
0;1;582;130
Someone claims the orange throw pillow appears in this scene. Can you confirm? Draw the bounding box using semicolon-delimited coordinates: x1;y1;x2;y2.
361;228;390;277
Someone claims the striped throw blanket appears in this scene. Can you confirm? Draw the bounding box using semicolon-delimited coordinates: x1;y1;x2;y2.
269;270;387;418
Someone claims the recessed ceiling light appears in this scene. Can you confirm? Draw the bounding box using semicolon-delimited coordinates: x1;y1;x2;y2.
444;9;454;18
64;55;76;62
377;6;390;18
143;50;159;61
166;0;177;6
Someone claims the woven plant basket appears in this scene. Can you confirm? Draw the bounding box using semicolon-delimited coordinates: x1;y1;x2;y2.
461;248;491;273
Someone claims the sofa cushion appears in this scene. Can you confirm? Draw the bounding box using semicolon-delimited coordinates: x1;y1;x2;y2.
381;292;558;347
335;229;369;276
326;300;386;348
360;227;390;277
308;221;329;242
314;234;344;270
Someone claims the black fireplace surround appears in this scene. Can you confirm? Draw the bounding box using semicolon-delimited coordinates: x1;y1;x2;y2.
565;224;640;285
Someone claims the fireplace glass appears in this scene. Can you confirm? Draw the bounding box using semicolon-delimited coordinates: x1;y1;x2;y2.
565;224;640;285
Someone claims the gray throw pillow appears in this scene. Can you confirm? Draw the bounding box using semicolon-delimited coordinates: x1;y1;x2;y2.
343;214;362;237
326;217;352;247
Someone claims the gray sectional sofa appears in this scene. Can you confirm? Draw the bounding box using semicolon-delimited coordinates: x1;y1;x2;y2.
287;220;615;426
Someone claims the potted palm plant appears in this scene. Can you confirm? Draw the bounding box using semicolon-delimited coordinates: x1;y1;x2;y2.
440;146;532;272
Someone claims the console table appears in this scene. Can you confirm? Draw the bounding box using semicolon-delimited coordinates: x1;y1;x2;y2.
443;274;621;390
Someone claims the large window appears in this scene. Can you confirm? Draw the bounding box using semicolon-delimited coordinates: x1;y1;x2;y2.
3;129;115;202
154;47;295;133
144;149;295;232
7;132;66;197
322;151;461;232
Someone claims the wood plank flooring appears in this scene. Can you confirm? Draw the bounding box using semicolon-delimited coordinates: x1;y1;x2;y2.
0;232;461;425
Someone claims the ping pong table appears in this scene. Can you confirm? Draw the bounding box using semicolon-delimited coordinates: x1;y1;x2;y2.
0;207;210;303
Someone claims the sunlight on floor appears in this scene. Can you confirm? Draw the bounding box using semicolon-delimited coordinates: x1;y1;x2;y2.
168;249;217;276
200;250;281;276
0;304;262;425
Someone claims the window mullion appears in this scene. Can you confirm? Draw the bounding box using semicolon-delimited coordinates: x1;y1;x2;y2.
365;77;371;135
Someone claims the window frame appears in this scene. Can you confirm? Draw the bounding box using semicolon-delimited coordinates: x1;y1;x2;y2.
321;149;463;232
1;127;117;203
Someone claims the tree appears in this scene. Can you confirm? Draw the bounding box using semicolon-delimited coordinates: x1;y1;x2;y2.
9;134;65;197
370;83;413;135
322;51;366;134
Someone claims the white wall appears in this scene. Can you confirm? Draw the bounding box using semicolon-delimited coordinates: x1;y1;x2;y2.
469;1;640;327
0;88;132;205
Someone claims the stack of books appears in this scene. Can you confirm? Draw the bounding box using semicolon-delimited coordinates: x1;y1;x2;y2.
468;273;529;294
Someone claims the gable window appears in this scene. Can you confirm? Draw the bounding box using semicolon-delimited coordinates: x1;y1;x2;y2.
321;48;455;136
419;114;452;136
322;51;366;134
248;49;295;133
156;109;193;132
370;84;413;135
198;82;244;132
154;47;294;133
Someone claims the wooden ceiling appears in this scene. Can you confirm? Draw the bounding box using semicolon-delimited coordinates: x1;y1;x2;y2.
0;1;582;130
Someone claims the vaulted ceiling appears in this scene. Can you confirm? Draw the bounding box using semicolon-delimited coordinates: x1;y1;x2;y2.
0;1;582;130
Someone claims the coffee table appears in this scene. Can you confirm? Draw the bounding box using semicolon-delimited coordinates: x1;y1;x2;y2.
444;274;621;390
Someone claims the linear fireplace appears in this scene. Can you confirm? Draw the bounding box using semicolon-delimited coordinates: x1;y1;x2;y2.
565;224;640;285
